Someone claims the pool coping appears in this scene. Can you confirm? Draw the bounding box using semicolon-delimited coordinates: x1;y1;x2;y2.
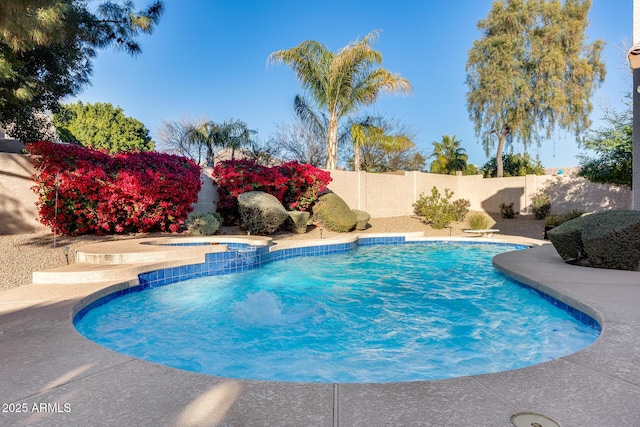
1;233;639;426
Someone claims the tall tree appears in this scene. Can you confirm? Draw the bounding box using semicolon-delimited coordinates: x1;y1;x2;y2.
358;140;425;172
481;152;545;177
224;119;257;159
466;0;605;177
578;104;632;188
53;101;154;153
185;119;256;166
346;115;423;172
429;134;468;174
0;1;164;139
268;30;413;170
349;116;415;172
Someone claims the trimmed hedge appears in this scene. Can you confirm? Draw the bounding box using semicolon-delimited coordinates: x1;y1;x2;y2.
352;209;371;231
287;211;310;234
186;213;220;236
547;210;640;271
547;214;590;261
237;191;289;235
312;192;357;232
582;211;640;270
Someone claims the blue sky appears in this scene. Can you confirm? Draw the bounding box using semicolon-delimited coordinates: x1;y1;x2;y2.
70;0;631;169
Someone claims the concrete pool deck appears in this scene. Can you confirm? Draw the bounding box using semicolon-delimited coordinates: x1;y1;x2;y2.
0;234;639;426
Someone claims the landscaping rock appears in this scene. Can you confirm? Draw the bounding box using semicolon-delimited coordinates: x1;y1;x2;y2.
352;209;371;230
312;192;357;232
237;191;289;235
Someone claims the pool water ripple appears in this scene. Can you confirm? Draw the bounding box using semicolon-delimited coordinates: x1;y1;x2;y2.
75;243;600;383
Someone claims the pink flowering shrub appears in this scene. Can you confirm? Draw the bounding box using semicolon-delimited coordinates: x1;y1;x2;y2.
211;159;331;224
26;141;201;235
279;161;332;211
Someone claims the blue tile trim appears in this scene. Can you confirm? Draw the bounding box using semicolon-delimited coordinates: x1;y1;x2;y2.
73;238;598;331
496;272;601;331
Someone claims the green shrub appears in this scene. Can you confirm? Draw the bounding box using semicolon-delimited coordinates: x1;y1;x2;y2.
286;210;310;234
581;211;640;270
544;210;585;227
237;191;289;235
312;192;357;232
499;202;518;219
548;210;640;270
544;214;563;227
466;212;493;230
413;187;470;229
186;213;220;236
561;209;585;222
352;209;371;231
530;192;551;220
547;215;589;261
452;199;471;222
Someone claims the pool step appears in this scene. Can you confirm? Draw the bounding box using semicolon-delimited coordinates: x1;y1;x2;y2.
74;240;227;265
32;257;204;284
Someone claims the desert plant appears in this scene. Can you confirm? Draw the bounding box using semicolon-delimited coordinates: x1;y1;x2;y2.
499;202;518;219
544;210;585;227
466;212;493;230
561;209;586;222
544;214;564;227
352;209;371;230
413;187;470;229
530;191;551;219
286;210;310;234
312;192;357;232
186;213;220;236
237;191;289;235
548;210;640;270
452;199;471;222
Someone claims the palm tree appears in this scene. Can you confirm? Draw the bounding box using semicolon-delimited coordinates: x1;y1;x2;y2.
223;119;256;160
292;94;351;166
350;116;414;172
268;30;413;170
185;119;256;165
429;134;468;174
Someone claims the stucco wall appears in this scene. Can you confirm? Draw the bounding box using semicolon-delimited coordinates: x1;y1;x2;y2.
326;170;631;218
0;153;45;234
1;155;631;234
0;153;219;235
191;166;219;215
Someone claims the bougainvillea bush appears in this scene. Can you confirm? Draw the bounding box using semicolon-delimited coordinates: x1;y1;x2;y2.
211;159;331;225
26;141;201;235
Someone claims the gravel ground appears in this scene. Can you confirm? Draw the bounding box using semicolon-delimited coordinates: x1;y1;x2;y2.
0;213;544;292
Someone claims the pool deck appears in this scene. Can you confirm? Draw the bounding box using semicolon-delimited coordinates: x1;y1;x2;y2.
0;233;639;426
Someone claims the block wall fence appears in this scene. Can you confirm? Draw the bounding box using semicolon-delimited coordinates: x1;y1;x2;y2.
1;152;631;235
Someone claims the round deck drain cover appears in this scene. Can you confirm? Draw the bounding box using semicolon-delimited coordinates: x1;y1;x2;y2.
511;412;560;427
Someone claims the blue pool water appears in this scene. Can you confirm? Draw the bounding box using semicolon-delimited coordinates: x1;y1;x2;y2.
74;243;600;383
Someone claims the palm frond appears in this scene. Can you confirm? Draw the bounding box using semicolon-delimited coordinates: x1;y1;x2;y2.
294;94;327;140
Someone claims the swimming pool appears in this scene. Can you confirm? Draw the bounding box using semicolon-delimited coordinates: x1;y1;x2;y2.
74;240;600;383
